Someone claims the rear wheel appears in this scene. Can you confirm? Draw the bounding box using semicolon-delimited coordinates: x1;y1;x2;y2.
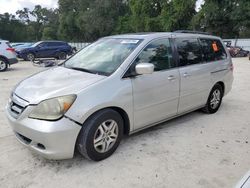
0;58;8;72
77;109;123;161
202;84;223;114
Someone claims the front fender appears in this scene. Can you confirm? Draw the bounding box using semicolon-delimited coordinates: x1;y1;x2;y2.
65;77;134;132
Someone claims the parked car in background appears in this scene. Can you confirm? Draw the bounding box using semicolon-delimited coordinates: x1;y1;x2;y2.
227;46;249;57
234;46;249;57
16;41;73;61
0;40;18;72
6;32;233;161
11;43;26;48
13;43;34;51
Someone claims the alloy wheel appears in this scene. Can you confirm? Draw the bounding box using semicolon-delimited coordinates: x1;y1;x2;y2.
27;54;35;61
210;89;221;109
93;119;119;153
0;60;7;71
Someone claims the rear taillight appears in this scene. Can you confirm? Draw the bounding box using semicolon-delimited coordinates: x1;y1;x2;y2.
230;63;234;71
6;48;15;53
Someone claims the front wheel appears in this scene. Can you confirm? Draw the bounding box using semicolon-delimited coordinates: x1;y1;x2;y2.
26;53;35;61
58;52;67;60
202;84;223;114
77;109;124;161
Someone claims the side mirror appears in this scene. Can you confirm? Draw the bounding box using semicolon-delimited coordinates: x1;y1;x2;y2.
135;63;154;75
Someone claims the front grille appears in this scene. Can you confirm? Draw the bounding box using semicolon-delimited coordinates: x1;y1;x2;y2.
10;102;25;116
8;94;29;119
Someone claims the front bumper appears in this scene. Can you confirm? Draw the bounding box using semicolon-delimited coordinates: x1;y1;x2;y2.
16;52;25;59
5;104;81;160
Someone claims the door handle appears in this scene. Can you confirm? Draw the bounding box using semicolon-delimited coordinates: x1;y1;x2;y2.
183;72;191;78
168;75;176;81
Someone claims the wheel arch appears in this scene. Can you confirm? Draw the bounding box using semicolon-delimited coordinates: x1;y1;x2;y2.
80;106;131;136
215;81;225;96
0;55;9;63
25;52;36;60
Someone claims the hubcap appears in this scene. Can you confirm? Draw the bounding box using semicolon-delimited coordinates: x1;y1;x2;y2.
60;53;66;59
0;61;6;70
27;54;34;61
94;120;118;153
210;89;221;109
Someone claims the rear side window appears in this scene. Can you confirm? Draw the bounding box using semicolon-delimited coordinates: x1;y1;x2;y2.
175;38;202;66
38;42;48;47
6;42;12;48
200;38;227;62
57;42;67;46
56;42;66;46
46;42;66;47
135;38;175;71
47;42;55;47
47;42;59;47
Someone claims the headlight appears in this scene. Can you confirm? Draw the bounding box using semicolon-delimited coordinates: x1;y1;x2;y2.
29;95;76;120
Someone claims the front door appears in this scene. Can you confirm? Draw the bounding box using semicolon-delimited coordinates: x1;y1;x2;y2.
36;42;50;58
130;38;180;130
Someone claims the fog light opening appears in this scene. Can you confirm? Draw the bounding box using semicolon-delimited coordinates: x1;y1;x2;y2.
37;143;46;150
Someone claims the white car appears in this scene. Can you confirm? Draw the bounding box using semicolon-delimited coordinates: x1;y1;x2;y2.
0;40;18;71
6;32;233;161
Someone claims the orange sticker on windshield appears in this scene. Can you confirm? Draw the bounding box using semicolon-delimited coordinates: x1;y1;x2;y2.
212;42;219;52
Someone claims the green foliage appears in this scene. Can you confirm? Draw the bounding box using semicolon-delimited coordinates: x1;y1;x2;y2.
0;0;250;42
0;13;28;41
115;0;195;33
192;0;250;38
161;0;196;31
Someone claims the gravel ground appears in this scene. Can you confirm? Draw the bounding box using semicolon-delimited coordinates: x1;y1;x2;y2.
0;58;249;188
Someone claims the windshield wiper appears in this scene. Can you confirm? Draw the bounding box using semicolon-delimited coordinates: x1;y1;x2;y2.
68;67;96;74
65;66;109;76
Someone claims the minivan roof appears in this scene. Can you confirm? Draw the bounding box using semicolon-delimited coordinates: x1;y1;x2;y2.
106;32;221;40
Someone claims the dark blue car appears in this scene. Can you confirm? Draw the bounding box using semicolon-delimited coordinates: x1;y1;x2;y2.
16;41;73;61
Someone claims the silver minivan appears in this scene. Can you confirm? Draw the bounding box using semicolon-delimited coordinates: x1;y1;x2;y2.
6;32;233;161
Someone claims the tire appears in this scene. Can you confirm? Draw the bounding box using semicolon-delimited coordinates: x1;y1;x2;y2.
0;58;8;72
25;53;35;61
77;109;124;161
58;52;67;60
202;84;223;114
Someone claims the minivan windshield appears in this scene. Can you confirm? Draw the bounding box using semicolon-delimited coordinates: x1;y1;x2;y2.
64;38;142;76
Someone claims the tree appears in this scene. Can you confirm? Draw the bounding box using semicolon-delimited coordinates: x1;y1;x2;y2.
41;9;59;40
115;0;195;33
16;6;59;41
192;0;250;38
0;13;28;41
231;0;250;38
161;0;196;31
1;0;250;42
125;0;163;32
16;8;30;24
58;0;127;41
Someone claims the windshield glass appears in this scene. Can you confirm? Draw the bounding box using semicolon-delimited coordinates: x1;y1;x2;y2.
31;41;42;47
64;38;142;76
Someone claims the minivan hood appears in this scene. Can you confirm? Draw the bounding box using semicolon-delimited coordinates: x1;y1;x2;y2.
14;66;106;104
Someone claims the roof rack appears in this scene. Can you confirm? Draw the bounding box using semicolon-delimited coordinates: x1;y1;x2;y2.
174;30;210;35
